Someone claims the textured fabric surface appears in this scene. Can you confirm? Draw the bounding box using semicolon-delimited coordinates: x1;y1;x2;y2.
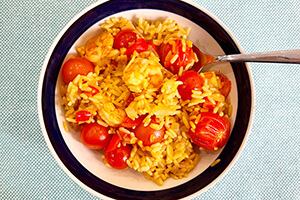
1;0;299;199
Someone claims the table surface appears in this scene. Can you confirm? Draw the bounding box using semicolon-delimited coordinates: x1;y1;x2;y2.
1;0;299;199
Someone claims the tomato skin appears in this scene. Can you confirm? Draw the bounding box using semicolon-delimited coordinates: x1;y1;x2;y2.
177;70;204;101
106;134;121;152
62;57;94;83
159;39;195;74
113;29;137;49
75;110;91;122
85;85;99;96
104;144;132;169
80;123;112;150
203;97;217;110
122;115;146;128
217;73;231;98
126;93;135;106
113;29;148;56
125;38;148;56
189;112;231;150
118;127;134;144
133;119;165;146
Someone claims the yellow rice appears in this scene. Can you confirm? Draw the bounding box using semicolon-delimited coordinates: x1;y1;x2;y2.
60;17;232;186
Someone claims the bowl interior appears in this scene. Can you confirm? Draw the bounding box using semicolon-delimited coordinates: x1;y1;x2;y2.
55;8;238;191
40;0;253;199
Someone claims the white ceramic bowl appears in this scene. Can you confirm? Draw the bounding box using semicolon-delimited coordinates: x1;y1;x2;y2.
38;0;254;199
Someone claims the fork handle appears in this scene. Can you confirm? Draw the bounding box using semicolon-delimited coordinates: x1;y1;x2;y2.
215;50;300;64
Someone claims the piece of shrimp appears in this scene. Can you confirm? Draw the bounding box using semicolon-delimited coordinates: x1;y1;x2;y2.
98;101;126;127
84;31;114;63
123;54;164;93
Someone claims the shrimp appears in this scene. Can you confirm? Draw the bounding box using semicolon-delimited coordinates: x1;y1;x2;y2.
84;31;114;63
123;53;164;93
98;101;126;127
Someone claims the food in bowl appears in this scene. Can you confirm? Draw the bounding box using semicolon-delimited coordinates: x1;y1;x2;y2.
60;17;232;186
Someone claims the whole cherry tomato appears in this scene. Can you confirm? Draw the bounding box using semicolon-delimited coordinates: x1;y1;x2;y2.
62;57;94;83
104;144;132;170
189;112;231;150
159;39;195;74
80;123;112;150
113;29;137;49
133;118;165;146
177;70;204;101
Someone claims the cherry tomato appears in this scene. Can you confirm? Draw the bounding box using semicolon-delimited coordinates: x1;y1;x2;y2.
104;144;132;169
159;39;195;74
105;134;121;153
80;123;112;150
122;115;146;128
125;38;148;56
62;57;94;83
75;110;91;122
217;73;231;98
133;118;165;146
113;29;137;49
189;112;231;150
177;70;204;101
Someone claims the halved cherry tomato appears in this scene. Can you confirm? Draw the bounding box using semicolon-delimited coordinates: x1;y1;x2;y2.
62;57;94;83
122;115;146;128
133;118;165;146
104;144;132;169
85;85;99;96
113;29;137;49
125;38;148;56
177;70;204;101
189;112;231;150
75;110;91;122
106;134;121;152
159;39;195;74
217;73;231;98
80;123;112;150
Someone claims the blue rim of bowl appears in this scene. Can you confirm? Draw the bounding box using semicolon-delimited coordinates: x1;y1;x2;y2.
41;0;252;199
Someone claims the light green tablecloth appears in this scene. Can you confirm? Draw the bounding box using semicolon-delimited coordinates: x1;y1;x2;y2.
1;0;299;199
